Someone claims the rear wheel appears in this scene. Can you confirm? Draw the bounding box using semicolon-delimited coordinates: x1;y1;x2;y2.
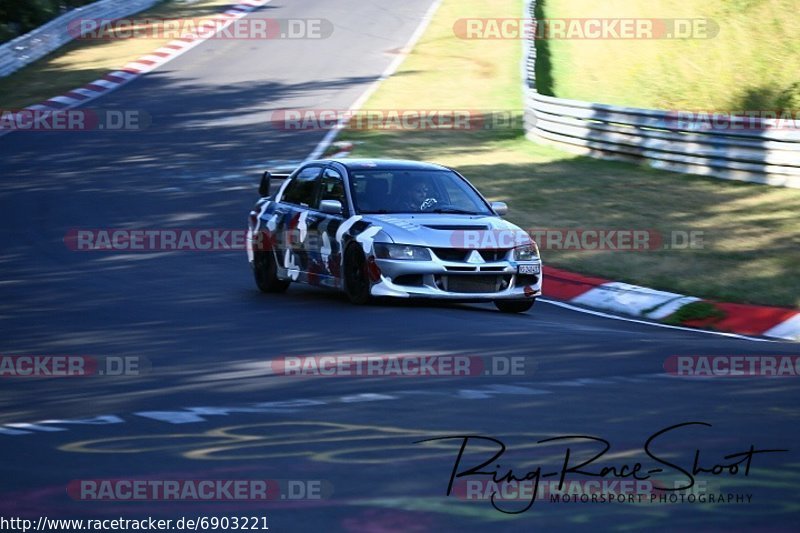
253;251;290;293
344;244;372;305
494;299;535;314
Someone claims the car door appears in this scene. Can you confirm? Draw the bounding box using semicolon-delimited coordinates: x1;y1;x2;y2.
276;165;322;281
305;166;348;287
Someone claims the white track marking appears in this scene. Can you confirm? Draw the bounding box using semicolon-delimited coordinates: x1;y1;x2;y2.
539;298;778;343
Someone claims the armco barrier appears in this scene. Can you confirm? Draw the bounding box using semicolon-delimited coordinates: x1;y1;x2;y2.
523;0;800;188
0;0;159;77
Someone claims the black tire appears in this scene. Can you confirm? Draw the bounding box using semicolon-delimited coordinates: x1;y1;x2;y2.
494;299;535;314
253;250;290;293
344;244;372;305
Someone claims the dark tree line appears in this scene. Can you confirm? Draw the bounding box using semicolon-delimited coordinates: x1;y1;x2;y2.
1;0;99;43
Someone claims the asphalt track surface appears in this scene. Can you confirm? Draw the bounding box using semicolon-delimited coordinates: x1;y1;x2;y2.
1;1;799;531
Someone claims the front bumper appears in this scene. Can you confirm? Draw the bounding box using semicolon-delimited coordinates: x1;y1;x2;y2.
371;256;543;301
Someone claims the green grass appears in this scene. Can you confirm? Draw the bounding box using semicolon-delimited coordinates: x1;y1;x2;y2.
0;0;232;110
662;301;727;326
538;0;800;111
339;0;800;308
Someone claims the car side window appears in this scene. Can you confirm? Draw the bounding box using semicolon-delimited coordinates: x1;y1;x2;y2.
318;168;346;210
282;166;322;207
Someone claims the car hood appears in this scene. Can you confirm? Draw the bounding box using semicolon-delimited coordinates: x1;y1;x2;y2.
362;213;528;249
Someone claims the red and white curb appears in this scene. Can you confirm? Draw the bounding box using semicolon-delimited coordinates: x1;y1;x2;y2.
0;0;271;138
543;267;800;342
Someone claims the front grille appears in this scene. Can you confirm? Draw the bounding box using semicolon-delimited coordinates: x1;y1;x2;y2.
443;275;512;293
479;249;510;262
446;266;477;272
432;248;511;263
432;248;469;262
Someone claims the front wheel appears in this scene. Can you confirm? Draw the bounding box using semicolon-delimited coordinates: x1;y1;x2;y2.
494;299;535;314
344;245;372;305
253;251;290;293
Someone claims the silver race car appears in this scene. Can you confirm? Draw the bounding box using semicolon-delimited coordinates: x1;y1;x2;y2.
247;159;542;313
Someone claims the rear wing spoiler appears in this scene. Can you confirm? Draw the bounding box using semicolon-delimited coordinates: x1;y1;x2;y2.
258;166;297;197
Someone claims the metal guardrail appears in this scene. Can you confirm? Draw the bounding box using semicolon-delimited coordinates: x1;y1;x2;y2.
0;0;160;77
523;0;800;188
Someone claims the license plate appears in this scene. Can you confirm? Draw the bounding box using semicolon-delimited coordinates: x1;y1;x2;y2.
518;264;540;275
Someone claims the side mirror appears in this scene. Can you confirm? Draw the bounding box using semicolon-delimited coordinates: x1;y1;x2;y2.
491;201;508;216
259;171;272;197
319;199;343;215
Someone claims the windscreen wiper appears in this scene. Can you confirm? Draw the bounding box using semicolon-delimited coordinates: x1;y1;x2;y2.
430;207;480;215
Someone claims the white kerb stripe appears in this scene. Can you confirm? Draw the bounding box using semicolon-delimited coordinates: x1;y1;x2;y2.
109;70;138;80
763;314;800;341
137;55;169;63
70;88;102;98
89;79;119;89
571;282;690;317
48;96;80;105
645;296;702;320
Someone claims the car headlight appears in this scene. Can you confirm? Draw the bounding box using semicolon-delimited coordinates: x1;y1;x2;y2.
374;243;432;261
514;242;540;261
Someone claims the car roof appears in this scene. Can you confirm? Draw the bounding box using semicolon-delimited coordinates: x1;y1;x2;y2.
312;159;451;172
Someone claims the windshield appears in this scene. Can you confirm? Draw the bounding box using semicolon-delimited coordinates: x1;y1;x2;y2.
350;169;493;215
